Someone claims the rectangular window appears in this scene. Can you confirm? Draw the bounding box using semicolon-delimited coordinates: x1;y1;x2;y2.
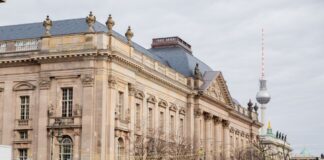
117;91;124;119
159;112;164;132
148;108;153;130
19;149;28;160
179;118;184;136
62;88;73;117
135;103;141;128
0;43;6;52
19;131;28;140
20;96;30;120
170;115;175;134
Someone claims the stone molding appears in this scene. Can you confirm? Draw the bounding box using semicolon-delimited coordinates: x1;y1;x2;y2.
13;81;36;91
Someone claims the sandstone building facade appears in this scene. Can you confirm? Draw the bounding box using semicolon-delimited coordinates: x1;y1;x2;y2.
0;13;262;160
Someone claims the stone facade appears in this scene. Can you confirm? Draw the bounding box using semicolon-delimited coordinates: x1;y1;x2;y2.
0;16;262;160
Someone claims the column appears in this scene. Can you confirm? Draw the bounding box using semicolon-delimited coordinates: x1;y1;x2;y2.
73;129;81;160
214;117;223;159
128;84;135;159
187;94;195;145
204;113;213;160
107;76;117;160
81;74;95;160
222;120;230;159
38;78;50;160
193;108;202;159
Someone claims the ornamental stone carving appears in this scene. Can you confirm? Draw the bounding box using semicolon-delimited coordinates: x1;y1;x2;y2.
206;80;225;103
147;95;157;104
125;26;134;45
179;108;186;115
230;127;235;133
81;74;94;87
43;15;53;37
13;81;36;91
39;77;51;90
213;116;223;124
194;108;202;118
0;87;3;92
86;11;96;32
222;119;230;127
158;99;168;108
108;75;117;88
48;104;55;117
169;103;178;112
134;90;145;99
73;104;82;116
106;14;115;36
203;112;213;120
128;83;136;96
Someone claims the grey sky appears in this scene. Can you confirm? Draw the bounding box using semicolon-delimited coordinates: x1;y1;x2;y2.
1;0;323;156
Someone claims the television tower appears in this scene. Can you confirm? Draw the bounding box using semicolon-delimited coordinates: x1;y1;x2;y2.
256;28;271;135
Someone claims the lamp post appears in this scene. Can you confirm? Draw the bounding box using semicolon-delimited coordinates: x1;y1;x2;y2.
57;128;63;160
50;129;54;160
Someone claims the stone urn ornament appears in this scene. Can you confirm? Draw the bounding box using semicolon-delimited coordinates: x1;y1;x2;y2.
106;14;115;35
125;26;134;44
43;15;53;36
86;11;96;32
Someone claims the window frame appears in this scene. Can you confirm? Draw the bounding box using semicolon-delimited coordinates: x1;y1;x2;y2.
20;96;30;120
18;148;28;160
62;88;73;117
59;137;73;160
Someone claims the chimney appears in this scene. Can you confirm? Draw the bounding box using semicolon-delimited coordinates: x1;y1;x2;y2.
151;37;192;54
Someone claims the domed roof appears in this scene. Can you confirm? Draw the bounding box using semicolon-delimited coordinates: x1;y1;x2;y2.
300;148;312;157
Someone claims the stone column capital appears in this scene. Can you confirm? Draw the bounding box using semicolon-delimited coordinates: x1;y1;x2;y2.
213;116;223;124
39;77;51;90
108;75;117;89
222;120;230;128
203;112;213;120
194;108;202;118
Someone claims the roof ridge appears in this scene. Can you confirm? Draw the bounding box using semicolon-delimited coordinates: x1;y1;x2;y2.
0;17;86;28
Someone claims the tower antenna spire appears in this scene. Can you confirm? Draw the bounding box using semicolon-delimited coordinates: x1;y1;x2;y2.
261;28;265;80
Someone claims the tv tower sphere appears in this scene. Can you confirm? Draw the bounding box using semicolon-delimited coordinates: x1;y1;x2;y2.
256;80;271;104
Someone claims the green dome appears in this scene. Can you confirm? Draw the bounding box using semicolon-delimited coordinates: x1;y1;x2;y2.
300;148;311;156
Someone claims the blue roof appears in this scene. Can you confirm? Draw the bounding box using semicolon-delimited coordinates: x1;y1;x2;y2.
149;47;212;77
0;18;214;77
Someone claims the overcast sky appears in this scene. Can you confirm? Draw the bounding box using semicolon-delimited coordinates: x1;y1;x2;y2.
1;0;323;156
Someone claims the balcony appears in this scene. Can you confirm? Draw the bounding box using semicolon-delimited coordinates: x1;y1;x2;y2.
0;39;40;53
15;119;32;129
48;116;82;128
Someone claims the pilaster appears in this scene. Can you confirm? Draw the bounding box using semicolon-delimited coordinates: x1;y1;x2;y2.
106;75;117;160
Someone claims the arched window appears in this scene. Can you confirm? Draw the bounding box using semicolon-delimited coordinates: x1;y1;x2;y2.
60;137;73;160
117;138;125;160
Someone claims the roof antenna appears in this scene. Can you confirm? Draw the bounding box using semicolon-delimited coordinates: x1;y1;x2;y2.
261;28;265;80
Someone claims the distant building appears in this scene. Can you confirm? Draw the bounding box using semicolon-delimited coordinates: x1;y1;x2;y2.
291;148;324;160
259;122;292;159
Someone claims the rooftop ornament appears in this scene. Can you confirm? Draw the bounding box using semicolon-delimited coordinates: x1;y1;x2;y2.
106;14;115;36
86;11;96;32
43;15;53;37
194;63;202;80
247;99;253;112
125;26;134;45
253;103;259;112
